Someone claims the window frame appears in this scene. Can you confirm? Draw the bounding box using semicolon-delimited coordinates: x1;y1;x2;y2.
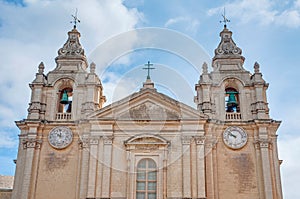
136;158;157;199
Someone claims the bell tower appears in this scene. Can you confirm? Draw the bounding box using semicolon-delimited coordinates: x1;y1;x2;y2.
195;26;270;121
195;26;282;199
12;26;106;199
46;26;106;121
25;26;106;122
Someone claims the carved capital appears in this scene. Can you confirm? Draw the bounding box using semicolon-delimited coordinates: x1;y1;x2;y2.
78;137;90;149
103;136;113;145
205;137;218;150
22;138;42;149
254;138;272;149
89;137;99;145
181;136;192;145
195;136;206;145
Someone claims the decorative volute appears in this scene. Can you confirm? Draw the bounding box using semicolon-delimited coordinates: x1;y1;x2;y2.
212;26;245;71
54;27;88;71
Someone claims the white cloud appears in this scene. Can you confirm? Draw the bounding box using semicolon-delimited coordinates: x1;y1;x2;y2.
295;0;300;9
165;17;187;27
0;131;18;149
89;29;139;72
102;71;140;104
277;9;300;28
208;0;300;28
164;16;200;34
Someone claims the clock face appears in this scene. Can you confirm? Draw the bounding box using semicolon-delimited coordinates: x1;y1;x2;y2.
223;126;247;149
48;126;73;149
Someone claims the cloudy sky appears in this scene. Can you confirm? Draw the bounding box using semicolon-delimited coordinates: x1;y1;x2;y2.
0;0;300;198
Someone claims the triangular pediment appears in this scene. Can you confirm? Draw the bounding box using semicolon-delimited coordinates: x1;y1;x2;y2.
88;88;206;121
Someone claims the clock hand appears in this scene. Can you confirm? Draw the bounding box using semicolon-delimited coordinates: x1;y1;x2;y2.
229;132;237;138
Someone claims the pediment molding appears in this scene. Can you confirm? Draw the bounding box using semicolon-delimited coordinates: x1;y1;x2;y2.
124;134;170;147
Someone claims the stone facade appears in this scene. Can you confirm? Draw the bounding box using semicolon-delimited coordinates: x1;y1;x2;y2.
0;175;13;199
12;25;283;199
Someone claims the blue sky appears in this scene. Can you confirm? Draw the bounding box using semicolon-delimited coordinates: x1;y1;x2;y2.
0;0;300;198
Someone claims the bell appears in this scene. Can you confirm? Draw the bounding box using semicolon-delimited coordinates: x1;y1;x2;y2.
226;91;238;111
60;90;69;104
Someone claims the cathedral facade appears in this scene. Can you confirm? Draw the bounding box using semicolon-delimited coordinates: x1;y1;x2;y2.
11;25;283;199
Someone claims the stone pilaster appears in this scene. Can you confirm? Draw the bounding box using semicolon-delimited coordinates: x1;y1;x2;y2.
205;136;218;199
163;149;168;199
20;137;42;199
254;136;264;199
181;136;192;198
79;135;90;199
96;138;104;198
271;135;283;199
101;136;113;198
255;138;273;199
195;136;206;199
191;138;197;198
87;137;100;198
126;150;134;199
11;140;25;199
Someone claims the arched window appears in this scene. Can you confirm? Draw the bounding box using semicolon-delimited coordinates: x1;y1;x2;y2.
136;158;157;199
225;87;240;113
58;88;73;113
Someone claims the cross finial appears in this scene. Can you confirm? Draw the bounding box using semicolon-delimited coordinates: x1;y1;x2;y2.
70;8;80;29
220;7;230;28
143;61;155;80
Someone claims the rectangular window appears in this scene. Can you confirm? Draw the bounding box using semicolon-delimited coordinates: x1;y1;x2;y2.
136;159;157;199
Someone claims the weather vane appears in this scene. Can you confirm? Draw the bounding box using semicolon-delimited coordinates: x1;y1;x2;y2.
70;8;80;28
220;7;230;28
143;61;155;80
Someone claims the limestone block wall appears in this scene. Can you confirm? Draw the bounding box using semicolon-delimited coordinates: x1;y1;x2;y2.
214;127;260;199
34;126;80;199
